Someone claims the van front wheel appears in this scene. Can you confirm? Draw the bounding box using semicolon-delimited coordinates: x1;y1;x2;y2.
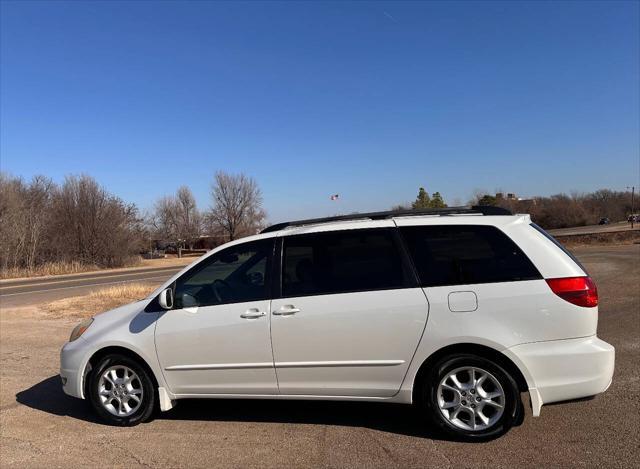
88;354;155;426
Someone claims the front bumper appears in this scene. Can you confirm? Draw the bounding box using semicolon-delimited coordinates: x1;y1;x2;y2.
503;336;615;416
60;338;89;399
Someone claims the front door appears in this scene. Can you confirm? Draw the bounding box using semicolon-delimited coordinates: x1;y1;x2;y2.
155;238;278;395
270;227;429;397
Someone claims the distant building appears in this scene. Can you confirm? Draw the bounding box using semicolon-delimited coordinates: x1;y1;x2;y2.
192;235;225;250
496;192;534;203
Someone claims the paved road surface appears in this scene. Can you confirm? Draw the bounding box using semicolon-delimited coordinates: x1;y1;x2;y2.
0;266;184;308
549;222;639;236
0;244;638;468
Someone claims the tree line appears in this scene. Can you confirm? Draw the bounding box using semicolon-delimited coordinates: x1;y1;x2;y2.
0;174;144;274
391;187;448;211
398;187;636;229
0;171;265;275
1;171;635;276
476;190;637;229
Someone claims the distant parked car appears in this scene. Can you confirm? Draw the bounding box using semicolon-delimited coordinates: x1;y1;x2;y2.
628;215;639;223
142;250;166;260
598;218;610;225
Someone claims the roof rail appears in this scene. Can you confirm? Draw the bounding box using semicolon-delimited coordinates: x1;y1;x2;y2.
260;205;512;234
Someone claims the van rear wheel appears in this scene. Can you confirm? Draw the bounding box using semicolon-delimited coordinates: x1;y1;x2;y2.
422;354;521;441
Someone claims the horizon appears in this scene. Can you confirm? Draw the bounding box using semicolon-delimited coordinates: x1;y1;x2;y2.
1;0;639;223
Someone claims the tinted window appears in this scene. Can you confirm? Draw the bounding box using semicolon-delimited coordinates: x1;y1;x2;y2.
174;239;273;308
530;223;587;274
282;229;413;297
400;225;541;287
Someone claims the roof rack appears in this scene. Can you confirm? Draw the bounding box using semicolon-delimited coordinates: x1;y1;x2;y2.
260;205;512;234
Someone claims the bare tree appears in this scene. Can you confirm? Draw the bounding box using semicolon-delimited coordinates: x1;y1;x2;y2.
50;175;143;267
150;196;178;243
150;186;202;248
0;173;143;274
207;171;266;241
23;176;53;270
0;173;26;271
0;174;53;272
176;186;202;247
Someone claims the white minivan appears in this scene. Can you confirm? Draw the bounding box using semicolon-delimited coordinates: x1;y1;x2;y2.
60;207;614;440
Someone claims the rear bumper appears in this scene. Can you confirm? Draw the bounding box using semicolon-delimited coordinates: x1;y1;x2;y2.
503;336;614;416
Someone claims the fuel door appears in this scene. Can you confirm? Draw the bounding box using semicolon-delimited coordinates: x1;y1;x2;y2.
448;291;478;312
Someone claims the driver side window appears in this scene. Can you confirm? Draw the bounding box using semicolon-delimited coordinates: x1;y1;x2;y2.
174;239;273;308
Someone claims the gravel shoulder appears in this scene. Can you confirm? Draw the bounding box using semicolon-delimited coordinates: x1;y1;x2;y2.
1;245;638;468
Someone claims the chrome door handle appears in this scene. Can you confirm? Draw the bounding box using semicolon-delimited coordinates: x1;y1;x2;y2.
272;306;300;316
240;309;266;319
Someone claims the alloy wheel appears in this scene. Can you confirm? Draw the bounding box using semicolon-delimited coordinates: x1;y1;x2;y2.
97;365;144;417
436;366;505;431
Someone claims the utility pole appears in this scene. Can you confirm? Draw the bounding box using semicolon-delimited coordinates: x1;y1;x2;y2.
628;186;635;229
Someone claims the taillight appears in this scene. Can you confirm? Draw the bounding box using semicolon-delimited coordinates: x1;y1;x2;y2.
546;276;598;308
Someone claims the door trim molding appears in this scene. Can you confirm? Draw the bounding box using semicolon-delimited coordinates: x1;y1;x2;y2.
165;359;405;371
275;360;405;368
165;362;274;371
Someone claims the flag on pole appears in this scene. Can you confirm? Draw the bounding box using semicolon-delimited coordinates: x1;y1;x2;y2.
330;194;339;201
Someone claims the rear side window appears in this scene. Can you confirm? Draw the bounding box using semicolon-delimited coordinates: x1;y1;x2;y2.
281;228;414;297
529;223;588;274
400;225;541;287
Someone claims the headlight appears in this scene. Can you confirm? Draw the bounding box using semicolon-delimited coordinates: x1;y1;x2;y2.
69;318;93;342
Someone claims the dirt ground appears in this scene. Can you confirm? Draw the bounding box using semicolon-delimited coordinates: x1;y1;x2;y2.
0;245;638;468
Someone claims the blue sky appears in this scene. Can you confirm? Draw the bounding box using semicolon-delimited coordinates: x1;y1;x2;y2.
1;0;638;223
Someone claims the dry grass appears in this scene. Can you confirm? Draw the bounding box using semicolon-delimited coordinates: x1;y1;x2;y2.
1;261;99;279
138;256;195;268
41;282;156;320
558;230;640;248
0;257;143;280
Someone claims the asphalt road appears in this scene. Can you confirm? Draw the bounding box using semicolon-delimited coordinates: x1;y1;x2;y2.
0;245;638;468
0;266;184;308
548;222;639;236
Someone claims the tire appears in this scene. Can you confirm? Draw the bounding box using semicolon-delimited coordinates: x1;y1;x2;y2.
421;354;521;441
88;354;156;426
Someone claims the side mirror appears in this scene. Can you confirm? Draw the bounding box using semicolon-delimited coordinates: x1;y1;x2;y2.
158;288;173;310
